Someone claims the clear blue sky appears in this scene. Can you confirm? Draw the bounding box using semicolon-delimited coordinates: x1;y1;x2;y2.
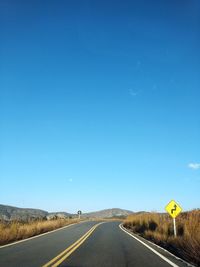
0;1;199;213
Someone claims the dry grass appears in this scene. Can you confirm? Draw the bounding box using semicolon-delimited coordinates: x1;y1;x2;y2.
0;218;80;246
123;210;200;266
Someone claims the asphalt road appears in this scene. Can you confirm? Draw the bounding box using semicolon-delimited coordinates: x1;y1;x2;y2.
0;221;191;267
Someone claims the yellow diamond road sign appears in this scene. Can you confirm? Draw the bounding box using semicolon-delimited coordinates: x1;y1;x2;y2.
165;200;182;218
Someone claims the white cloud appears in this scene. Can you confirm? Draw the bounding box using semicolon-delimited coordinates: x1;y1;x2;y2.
188;163;200;170
68;178;73;182
129;89;138;97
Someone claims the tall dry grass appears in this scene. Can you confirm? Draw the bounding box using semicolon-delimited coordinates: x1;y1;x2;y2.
0;218;79;246
123;210;200;266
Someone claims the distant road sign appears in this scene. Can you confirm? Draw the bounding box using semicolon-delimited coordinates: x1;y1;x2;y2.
165;200;182;218
77;210;82;215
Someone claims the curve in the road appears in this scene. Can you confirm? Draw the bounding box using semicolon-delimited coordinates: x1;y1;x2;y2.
0;221;192;267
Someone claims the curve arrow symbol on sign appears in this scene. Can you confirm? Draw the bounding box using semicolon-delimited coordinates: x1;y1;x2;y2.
171;204;177;214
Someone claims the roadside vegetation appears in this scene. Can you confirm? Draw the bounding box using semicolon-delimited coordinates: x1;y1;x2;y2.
0;218;79;246
123;210;200;266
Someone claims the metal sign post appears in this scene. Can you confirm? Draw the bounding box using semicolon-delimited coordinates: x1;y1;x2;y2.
173;218;177;237
77;210;82;219
165;200;182;237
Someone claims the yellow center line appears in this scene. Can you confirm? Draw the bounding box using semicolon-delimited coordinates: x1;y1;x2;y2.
42;222;103;267
52;222;102;267
42;224;99;267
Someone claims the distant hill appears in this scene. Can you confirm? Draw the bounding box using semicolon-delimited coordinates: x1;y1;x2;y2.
0;204;48;221
0;204;133;221
83;208;133;218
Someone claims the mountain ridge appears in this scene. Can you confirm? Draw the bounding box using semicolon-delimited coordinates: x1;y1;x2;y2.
83;208;133;218
0;204;133;221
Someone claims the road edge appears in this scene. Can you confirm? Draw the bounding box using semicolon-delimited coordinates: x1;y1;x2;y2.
119;223;195;267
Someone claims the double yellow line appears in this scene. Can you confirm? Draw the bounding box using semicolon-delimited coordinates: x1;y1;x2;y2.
42;222;103;267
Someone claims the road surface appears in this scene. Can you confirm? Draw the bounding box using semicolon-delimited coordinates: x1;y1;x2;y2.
0;221;191;267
